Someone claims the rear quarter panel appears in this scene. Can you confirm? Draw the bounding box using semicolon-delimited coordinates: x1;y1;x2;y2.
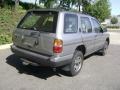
55;12;83;57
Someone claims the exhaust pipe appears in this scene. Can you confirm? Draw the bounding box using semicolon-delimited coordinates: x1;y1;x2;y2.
21;58;39;66
22;61;29;65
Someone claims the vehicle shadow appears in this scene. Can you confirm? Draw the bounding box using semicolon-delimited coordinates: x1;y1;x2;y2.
6;52;102;79
6;54;67;80
84;52;103;60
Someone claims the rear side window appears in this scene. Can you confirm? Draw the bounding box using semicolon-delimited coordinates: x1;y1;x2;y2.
17;11;58;33
64;14;78;33
81;17;92;33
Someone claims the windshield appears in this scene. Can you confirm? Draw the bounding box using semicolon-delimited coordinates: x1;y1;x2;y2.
17;11;58;33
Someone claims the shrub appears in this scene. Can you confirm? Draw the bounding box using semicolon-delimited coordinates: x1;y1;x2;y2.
107;25;120;29
0;8;25;45
0;33;12;45
111;17;118;24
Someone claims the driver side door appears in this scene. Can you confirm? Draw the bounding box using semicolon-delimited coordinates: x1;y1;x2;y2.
91;18;105;51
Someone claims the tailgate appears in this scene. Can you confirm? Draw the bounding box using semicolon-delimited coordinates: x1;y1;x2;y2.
12;10;58;56
13;29;56;56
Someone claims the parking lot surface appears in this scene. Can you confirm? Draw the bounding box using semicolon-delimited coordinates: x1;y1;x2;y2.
0;32;120;90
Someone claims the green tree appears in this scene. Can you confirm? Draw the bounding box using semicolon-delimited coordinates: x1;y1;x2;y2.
57;0;78;10
111;17;118;24
39;0;110;22
1;0;19;10
0;0;4;8
39;0;55;8
93;0;110;22
39;0;78;9
82;0;93;13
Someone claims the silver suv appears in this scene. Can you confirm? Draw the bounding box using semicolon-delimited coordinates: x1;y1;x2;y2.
11;9;110;76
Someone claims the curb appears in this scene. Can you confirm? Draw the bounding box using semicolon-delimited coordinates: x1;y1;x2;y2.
0;43;13;50
108;29;120;32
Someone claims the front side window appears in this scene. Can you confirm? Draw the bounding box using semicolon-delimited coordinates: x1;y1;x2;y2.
64;14;78;33
92;19;101;33
17;11;58;33
81;17;92;33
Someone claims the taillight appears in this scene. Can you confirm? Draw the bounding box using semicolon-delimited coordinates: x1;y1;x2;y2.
53;39;63;53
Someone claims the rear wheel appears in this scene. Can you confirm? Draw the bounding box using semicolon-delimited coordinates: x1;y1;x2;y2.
68;50;83;76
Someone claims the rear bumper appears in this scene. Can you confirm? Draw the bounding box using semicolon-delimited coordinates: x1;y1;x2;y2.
11;45;72;67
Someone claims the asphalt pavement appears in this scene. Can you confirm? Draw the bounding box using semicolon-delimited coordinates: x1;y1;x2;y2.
0;32;120;90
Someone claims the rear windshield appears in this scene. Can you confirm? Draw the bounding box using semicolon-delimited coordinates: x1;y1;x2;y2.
17;11;58;33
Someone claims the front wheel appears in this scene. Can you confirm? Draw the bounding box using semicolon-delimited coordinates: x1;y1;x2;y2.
68;50;83;76
100;41;109;56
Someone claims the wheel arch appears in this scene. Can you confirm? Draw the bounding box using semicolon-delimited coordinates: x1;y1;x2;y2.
75;45;86;55
106;38;110;45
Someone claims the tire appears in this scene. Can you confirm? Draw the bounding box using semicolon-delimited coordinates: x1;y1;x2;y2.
100;41;109;56
68;50;83;76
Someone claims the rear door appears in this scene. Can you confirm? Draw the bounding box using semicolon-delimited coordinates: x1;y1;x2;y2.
13;11;58;56
80;16;95;55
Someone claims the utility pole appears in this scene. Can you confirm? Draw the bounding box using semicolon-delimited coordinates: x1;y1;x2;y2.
15;0;19;11
78;0;82;12
35;0;37;8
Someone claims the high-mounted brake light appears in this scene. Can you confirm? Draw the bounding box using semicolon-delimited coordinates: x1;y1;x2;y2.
53;39;63;53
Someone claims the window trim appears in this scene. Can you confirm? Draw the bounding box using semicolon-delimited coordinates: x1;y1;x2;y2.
63;13;78;34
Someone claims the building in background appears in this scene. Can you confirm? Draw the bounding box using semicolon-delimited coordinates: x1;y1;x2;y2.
117;15;120;24
101;15;120;28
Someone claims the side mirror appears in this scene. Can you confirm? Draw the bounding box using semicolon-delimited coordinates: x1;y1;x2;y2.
100;28;104;33
100;27;107;33
103;28;107;32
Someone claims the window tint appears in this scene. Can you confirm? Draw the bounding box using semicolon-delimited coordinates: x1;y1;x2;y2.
64;14;78;33
92;19;101;33
81;17;92;33
17;11;58;33
19;14;40;29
